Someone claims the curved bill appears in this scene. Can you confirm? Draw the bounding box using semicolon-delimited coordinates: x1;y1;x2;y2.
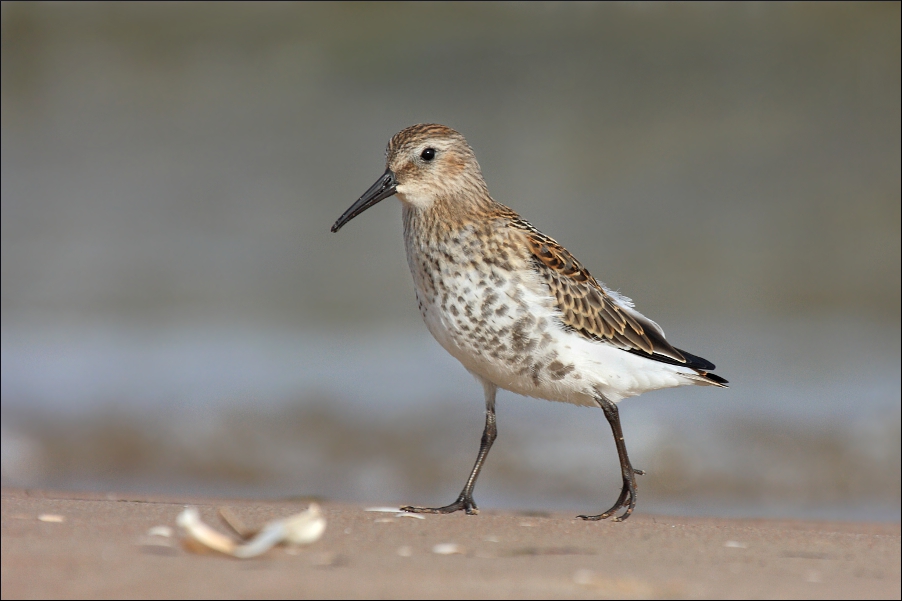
331;169;397;233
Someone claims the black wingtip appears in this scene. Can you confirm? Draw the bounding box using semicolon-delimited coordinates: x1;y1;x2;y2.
702;372;729;386
628;346;716;371
627;346;727;386
674;348;716;371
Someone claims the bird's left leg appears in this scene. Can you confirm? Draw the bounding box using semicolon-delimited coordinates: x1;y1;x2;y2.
402;379;497;515
579;395;645;522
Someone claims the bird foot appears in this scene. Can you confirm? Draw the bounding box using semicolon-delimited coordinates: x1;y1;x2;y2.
401;494;479;515
578;467;643;522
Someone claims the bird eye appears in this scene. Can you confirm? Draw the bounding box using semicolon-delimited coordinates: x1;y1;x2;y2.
420;148;436;161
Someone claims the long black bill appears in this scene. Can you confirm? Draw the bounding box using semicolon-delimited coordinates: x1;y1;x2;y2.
331;168;397;233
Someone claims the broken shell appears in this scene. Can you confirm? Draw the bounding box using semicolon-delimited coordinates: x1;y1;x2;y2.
177;503;326;559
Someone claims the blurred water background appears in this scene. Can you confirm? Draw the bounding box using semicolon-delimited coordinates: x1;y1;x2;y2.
2;3;899;521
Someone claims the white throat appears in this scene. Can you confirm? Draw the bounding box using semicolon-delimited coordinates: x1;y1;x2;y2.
395;184;437;210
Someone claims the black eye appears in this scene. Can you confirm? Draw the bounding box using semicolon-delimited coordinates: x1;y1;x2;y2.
420;148;436;161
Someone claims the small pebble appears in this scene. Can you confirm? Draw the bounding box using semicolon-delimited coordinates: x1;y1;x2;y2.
38;514;65;523
432;543;464;555
147;526;173;537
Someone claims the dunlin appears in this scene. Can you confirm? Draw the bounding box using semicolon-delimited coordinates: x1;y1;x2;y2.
332;124;727;521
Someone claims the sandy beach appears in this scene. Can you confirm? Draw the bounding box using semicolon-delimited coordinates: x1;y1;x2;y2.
2;5;899;599
2;487;899;599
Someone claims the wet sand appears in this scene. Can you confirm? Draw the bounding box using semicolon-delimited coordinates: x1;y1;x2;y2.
2;488;899;599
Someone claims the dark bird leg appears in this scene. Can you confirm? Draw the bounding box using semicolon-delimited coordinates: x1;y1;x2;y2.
579;395;645;522
402;381;497;515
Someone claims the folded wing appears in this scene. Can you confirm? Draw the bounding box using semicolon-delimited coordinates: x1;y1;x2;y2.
508;216;726;384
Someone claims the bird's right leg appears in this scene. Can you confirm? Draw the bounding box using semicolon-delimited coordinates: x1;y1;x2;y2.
579;395;645;522
402;380;497;515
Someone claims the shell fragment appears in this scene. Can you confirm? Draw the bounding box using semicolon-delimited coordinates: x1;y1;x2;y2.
38;514;65;523
177;504;326;558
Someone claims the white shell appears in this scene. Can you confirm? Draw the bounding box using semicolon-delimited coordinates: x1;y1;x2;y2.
177;503;326;558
